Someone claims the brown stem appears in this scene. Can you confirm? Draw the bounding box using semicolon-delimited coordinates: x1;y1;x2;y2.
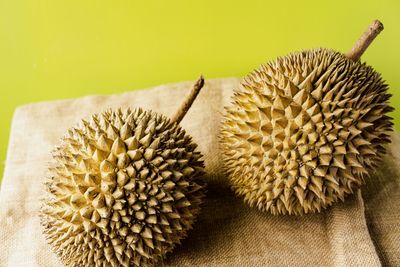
171;75;205;124
346;20;384;61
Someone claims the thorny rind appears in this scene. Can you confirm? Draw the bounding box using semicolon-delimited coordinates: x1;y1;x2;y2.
40;108;206;266
220;48;393;215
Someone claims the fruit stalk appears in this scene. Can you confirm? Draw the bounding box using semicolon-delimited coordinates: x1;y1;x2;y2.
346;20;384;61
171;75;205;124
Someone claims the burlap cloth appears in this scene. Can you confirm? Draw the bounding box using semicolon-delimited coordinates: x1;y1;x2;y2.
0;78;399;266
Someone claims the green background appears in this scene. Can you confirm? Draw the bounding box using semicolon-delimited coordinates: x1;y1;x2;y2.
0;0;399;180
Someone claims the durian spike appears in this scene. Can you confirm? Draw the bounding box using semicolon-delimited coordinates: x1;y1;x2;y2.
346;20;384;61
171;75;205;124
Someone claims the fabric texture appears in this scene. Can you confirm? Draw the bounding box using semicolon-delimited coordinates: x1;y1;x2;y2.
0;78;398;266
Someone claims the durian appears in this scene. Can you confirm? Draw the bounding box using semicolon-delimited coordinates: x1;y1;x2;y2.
220;20;394;215
40;77;206;266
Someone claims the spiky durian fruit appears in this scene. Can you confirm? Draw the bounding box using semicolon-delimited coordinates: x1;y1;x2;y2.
220;48;393;215
40;107;205;267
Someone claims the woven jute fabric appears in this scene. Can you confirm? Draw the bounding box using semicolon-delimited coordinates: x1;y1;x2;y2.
0;78;398;266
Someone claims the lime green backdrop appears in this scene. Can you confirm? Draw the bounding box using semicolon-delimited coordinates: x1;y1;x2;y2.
0;0;399;179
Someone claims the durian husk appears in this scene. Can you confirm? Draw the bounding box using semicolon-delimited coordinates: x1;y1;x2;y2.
40;108;206;267
220;48;393;215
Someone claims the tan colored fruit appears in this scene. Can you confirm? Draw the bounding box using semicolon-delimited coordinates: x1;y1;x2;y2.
40;78;206;266
220;48;393;215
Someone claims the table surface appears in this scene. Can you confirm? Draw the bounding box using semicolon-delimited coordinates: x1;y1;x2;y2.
1;78;392;266
1;0;399;181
